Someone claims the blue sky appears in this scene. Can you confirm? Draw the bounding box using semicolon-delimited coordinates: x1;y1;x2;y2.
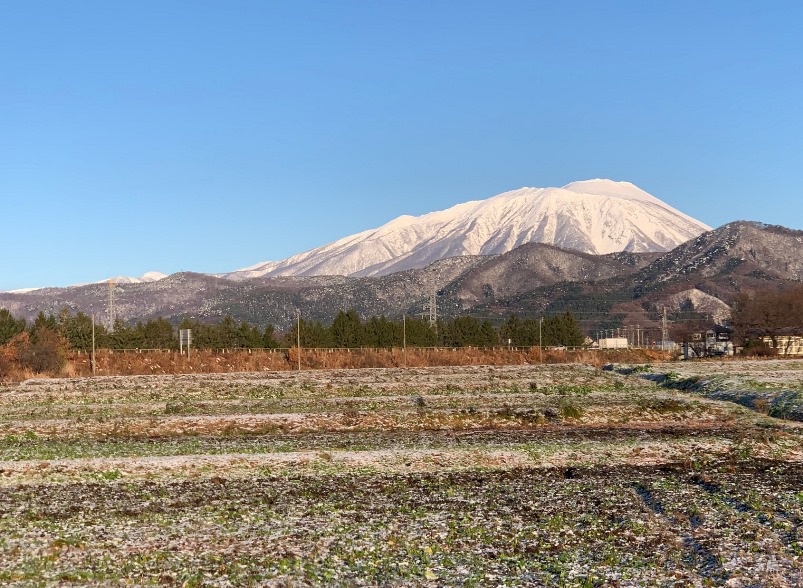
2;1;802;290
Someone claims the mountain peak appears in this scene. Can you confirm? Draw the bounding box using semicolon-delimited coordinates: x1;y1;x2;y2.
103;272;168;285
561;179;655;202
224;180;710;281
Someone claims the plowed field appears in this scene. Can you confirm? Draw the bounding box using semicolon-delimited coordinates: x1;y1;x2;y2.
1;363;802;586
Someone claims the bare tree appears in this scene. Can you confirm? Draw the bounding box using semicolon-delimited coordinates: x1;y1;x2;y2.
730;286;803;346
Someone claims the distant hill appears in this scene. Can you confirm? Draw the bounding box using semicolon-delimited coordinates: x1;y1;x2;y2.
630;221;803;296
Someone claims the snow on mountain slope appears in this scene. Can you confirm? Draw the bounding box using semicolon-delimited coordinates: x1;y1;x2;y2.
104;272;168;285
2;272;168;293
224;179;711;280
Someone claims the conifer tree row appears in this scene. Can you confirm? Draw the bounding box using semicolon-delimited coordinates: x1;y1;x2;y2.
498;312;585;347
1;307;588;352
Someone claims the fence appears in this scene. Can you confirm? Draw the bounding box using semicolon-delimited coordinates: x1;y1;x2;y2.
75;345;592;355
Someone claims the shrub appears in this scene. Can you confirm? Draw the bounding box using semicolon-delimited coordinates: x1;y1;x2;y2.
558;399;584;419
18;328;68;375
0;354;11;379
741;345;777;358
637;397;687;413
753;397;770;414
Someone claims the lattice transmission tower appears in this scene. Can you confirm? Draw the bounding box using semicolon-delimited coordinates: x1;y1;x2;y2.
107;280;115;331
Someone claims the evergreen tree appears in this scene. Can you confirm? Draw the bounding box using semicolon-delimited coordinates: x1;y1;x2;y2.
305;320;333;347
30;312;57;340
479;320;497;347
498;312;583;348
402;317;438;347
499;314;521;346
518;318;540;346
236;321;264;349
57;310;99;353
0;309;25;346
558;311;584;346
177;319;213;349
141;318;176;349
540;312;584;347
213;316;240;348
440;316;488;347
331;309;363;348
262;324;280;349
284;318;332;348
363;315;397;348
107;319;137;349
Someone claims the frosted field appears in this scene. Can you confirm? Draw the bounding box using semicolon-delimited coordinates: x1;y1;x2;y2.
1;363;802;586
651;360;803;423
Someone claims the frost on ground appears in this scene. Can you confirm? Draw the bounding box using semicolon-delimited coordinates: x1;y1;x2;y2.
1;363;802;586
648;359;803;423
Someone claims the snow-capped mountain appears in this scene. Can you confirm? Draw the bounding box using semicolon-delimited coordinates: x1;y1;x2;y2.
1;272;168;293
105;271;168;285
224;179;710;280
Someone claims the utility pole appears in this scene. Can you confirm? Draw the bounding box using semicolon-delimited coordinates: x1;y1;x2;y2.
662;307;669;350
91;313;96;377
539;316;543;363
296;309;302;371
402;314;407;368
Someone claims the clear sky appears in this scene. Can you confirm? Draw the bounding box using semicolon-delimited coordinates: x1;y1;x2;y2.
2;1;802;291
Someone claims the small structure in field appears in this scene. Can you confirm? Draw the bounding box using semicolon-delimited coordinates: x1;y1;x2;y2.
598;337;629;349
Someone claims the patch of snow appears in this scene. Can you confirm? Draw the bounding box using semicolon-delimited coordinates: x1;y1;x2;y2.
101;271;168;285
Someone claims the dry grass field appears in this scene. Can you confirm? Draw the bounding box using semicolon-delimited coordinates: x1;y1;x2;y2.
63;347;670;378
1;361;802;586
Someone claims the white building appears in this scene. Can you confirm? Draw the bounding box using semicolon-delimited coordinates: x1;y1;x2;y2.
598;337;628;349
762;336;803;356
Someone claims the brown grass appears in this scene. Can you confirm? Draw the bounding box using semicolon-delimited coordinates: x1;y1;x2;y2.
53;347;672;379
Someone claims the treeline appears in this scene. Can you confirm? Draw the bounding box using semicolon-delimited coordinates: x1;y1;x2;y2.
0;310;281;353
292;310;584;348
1;307;586;357
499;313;585;347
